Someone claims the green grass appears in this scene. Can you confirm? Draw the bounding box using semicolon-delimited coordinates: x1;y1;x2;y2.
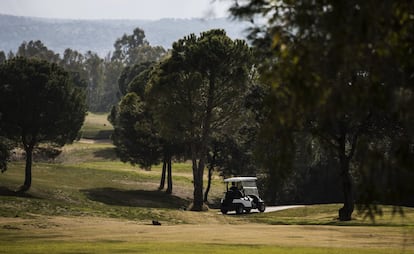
2;141;413;226
1;140;413;253
80;112;113;139
247;204;414;226
1;242;411;254
0;162;192;221
0;141;221;222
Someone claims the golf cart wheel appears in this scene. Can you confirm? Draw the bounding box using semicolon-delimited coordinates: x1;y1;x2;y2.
244;208;251;214
258;203;266;213
220;208;228;214
235;204;244;215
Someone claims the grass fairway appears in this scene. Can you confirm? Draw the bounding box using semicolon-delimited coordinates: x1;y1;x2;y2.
2;242;409;254
249;204;414;226
80;112;113;139
1;140;413;253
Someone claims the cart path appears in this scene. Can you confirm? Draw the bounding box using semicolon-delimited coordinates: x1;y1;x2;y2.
264;205;304;213
222;205;304;215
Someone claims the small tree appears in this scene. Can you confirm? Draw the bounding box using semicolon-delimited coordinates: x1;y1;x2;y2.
0;57;86;192
110;92;161;170
112;28;166;65
0;51;6;64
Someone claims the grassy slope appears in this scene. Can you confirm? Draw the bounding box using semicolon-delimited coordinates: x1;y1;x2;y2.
80;112;114;139
0;113;413;253
0;141;224;222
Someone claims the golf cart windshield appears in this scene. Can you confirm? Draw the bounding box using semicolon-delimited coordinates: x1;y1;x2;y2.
224;177;259;197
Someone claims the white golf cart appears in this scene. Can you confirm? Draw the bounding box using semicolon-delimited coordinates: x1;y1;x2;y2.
220;177;266;214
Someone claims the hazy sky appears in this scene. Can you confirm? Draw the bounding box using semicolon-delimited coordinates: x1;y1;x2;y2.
0;0;233;20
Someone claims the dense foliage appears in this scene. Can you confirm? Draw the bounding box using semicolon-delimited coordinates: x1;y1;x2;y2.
230;0;414;220
1;5;413;217
0;27;166;113
148;29;253;210
0;57;86;191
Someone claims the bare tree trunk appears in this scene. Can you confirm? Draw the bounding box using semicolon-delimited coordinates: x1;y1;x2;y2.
192;156;205;211
191;75;215;211
166;155;172;194
18;146;33;192
339;164;354;221
158;158;166;190
204;164;213;202
337;130;355;221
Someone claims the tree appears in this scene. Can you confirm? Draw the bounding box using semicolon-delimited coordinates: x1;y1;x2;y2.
60;48;88;89
118;62;154;96
0;51;6;64
109;62;178;194
109;93;161;169
0;57;86;192
203;82;263;202
100;57;124;112
112;28;166;65
17;40;60;63
84;51;104;112
204;133;257;202
149;29;253;210
231;0;414;220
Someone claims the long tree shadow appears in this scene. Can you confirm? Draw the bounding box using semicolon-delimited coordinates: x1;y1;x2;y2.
82;188;189;209
0;186;39;199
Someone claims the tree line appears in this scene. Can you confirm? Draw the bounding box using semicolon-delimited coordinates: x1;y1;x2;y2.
0;28;166;112
1;0;413;221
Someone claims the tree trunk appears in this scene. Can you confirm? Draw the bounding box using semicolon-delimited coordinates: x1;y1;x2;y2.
339;167;354;221
191;75;215;211
158;158;166;190
192;156;205;211
166;155;172;194
18;146;33;192
203;164;213;202
338;143;354;221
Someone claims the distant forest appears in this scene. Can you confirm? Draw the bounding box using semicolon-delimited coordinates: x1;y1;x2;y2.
0;14;249;56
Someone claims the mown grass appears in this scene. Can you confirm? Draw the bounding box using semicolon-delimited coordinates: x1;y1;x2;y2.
80;112;113;139
1;136;413;253
1;242;411;254
1;141;413;226
0;140;224;223
0;162;192;222
247;204;414;227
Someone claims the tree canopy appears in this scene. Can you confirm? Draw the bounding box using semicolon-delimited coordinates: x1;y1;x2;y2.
149;29;253;210
231;0;414;220
109;61;178;194
0;57;86;191
112;28;166;66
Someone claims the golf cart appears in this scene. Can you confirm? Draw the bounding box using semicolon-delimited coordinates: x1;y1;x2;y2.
220;177;266;214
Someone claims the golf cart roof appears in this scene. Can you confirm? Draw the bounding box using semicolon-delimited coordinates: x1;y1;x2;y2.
224;177;257;183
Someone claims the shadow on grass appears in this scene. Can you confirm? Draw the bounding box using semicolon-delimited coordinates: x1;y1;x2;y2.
82;188;189;209
93;147;118;160
0;186;39;199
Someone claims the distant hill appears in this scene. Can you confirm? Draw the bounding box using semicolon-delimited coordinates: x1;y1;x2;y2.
0;14;250;57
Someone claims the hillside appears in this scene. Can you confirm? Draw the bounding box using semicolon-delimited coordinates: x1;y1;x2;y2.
0;14;250;56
